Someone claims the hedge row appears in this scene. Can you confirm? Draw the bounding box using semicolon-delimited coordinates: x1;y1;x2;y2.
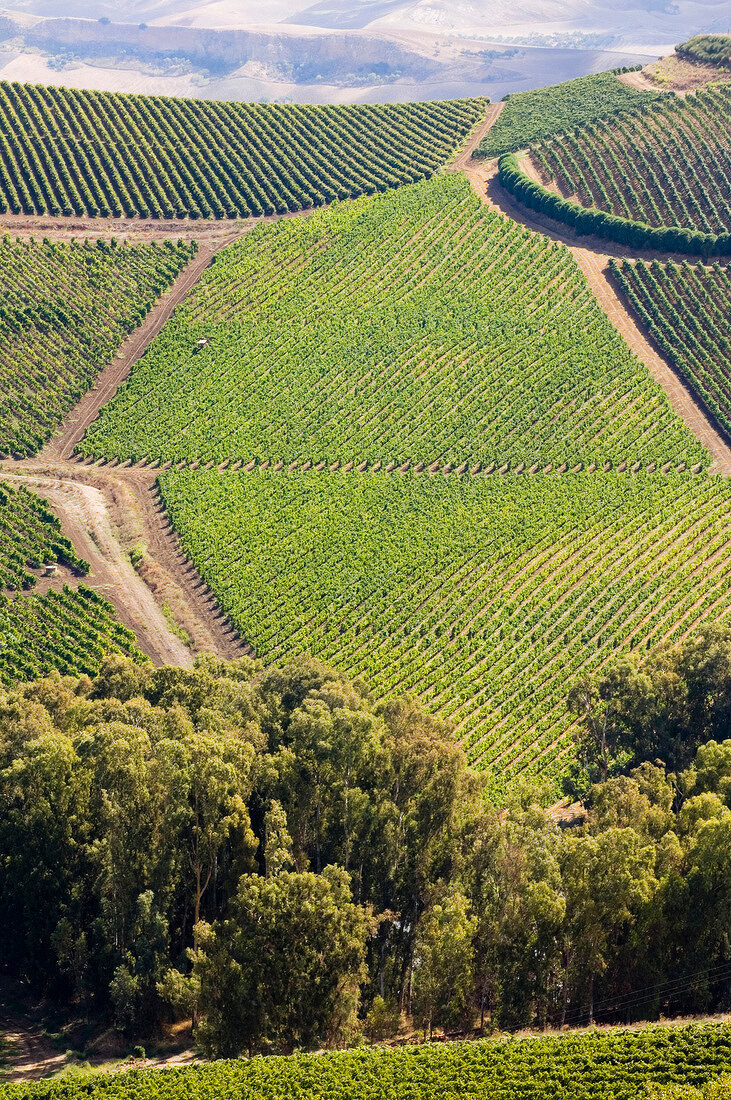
498;153;731;256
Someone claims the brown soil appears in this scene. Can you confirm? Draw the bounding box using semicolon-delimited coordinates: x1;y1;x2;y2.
619;55;731;93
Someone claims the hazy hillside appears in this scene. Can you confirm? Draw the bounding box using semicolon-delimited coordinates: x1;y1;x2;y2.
0;0;727;103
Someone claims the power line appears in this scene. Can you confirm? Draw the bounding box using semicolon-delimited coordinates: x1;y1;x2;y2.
562;961;731;1025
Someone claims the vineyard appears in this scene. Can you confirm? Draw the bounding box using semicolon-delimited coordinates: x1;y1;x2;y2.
158;466;731;793
610;259;731;441
518;85;731;248
0;83;484;220
474;70;661;159
79;174;705;472
0;480;140;684
676;34;731;68
0;237;196;457
2;1024;730;1099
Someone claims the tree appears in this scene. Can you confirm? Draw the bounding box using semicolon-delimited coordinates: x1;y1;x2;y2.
560;828;657;1024
412;891;476;1038
195;866;372;1056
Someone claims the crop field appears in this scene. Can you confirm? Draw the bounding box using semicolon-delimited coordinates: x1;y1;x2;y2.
0;237;196;457
0;480;139;684
3;1024;730;1099
158;467;731;792
475;71;661;159
528;86;731;236
0;83;484;219
79;175;704;472
0;480;85;588
610;259;731;440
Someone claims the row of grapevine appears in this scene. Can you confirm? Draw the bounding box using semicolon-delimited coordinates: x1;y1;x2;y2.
0;479;85;589
0;236;196;457
610;258;731;440
0;82;485;220
3;1024;730;1098
508;86;731;250
475;70;662;158
79;175;705;472
157;466;731;795
0;479;140;682
0;584;140;685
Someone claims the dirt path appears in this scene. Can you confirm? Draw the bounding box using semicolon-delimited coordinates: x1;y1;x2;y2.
0;984;66;1084
447;101;505;173
460;141;731;476
2;460;248;666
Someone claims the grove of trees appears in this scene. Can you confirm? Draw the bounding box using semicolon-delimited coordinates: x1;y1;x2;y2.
1;634;730;1056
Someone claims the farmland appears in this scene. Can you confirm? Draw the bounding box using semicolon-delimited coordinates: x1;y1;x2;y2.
475;70;662;159
158;466;731;792
517;86;731;247
0;237;196;457
610;259;731;441
2;1024;730;1100
79;174;704;471
0;83;485;219
0;479;140;683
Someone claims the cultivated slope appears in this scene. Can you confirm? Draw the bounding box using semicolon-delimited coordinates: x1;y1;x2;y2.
0;83;484;219
79;174;705;471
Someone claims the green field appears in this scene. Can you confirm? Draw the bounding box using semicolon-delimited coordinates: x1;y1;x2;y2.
3;1024;730;1100
0;237;196;457
526;86;731;238
158;467;731;792
0;480;140;683
611;259;731;441
475;71;661;158
79;174;704;471
0;83;484;219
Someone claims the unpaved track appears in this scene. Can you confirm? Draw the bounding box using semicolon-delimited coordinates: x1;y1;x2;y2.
462;136;731;476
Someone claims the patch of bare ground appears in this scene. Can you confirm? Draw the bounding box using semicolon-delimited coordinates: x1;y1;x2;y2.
619;54;731;93
0;979;198;1083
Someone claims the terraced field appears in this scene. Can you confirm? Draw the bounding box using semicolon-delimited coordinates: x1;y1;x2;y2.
0;480;140;684
0;236;196;457
475;69;662;158
0;83;484;219
159;466;731;793
519;85;731;247
79;175;705;472
611;259;731;441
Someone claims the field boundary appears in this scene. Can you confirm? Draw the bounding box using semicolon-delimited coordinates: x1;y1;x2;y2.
75;455;708;477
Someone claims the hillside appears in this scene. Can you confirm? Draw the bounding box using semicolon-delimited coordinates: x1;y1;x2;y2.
0;84;483;219
78;174;703;470
502;85;731;251
0;237;195;457
0;481;140;682
1;55;731;1086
